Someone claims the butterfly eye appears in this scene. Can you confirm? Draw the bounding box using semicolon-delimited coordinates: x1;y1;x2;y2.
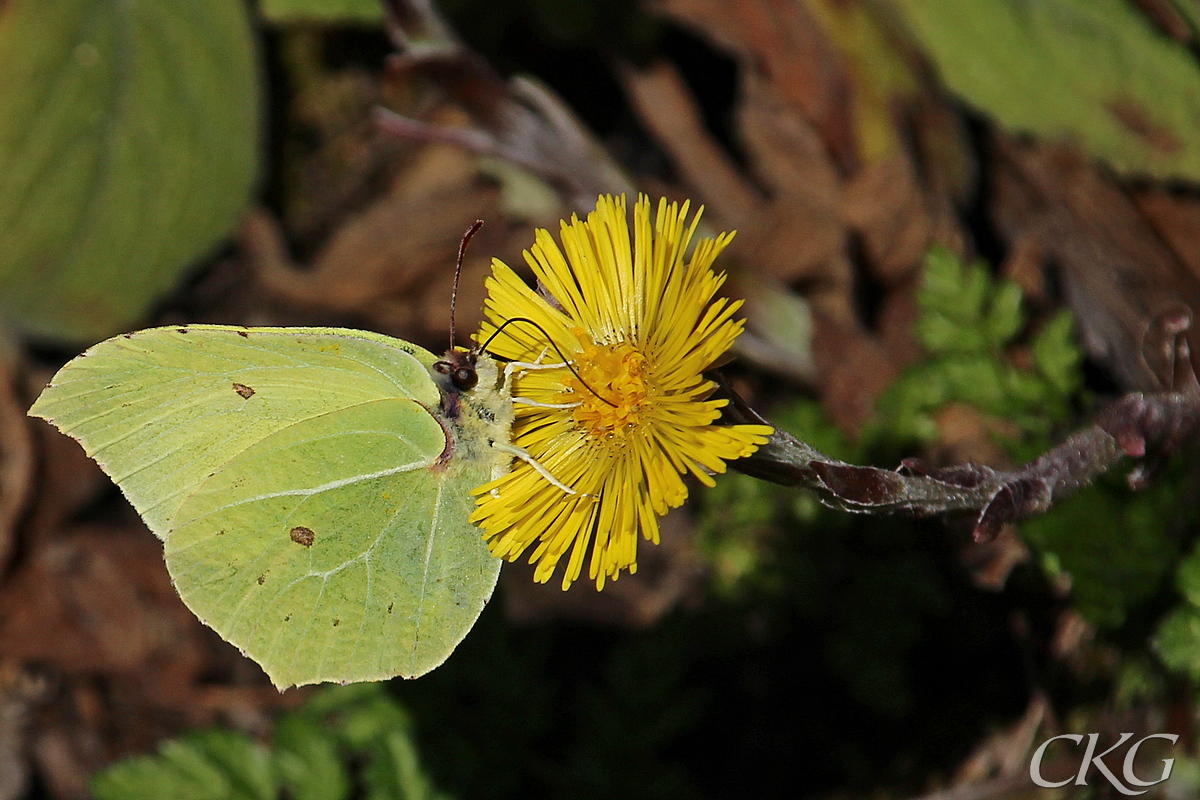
453;366;479;391
434;353;478;391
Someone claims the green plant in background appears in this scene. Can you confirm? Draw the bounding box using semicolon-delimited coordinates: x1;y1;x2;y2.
704;246;1084;594
700;471;964;719
0;0;259;343
868;245;1082;455
1024;467;1190;630
880;247;1191;633
91;684;450;800
698;400;852;598
703;244;1195;692
1154;527;1200;680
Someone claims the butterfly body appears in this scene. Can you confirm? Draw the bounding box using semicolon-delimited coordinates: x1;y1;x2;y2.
433;347;514;467
30;325;509;687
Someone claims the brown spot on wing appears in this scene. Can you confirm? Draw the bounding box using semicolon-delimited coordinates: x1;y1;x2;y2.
289;526;315;547
237;330;249;338
232;382;255;399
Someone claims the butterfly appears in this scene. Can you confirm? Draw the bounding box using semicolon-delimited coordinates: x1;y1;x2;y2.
30;324;513;688
29;193;772;685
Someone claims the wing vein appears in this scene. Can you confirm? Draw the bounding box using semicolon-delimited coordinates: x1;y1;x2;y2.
409;477;445;664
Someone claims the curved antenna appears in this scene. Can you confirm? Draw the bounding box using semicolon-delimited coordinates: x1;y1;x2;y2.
481;316;617;407
450;220;485;352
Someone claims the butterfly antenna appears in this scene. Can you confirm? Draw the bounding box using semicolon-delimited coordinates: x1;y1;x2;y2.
451;220;485;352
481;316;617;407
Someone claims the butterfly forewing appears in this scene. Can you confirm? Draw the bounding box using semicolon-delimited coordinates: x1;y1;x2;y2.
30;326;442;535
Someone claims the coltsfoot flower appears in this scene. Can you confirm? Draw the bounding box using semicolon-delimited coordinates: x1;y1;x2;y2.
471;194;773;589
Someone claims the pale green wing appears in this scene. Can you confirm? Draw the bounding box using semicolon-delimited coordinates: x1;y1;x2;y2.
166;398;499;686
30;325;443;536
30;325;502;687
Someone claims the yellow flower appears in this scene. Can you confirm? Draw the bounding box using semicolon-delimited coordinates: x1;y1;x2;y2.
471;194;773;590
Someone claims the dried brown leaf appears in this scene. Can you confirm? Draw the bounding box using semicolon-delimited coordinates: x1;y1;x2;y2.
959;525;1029;592
1133;187;1200;282
737;70;841;210
246;143;508;338
32;724;96;800
875;276;924;366
618;59;763;229
1131;0;1195;41
0;526;202;678
654;0;856;165
842;152;934;284
380;0;633;211
912;98;977;205
279;32;399;246
812;316;900;431
726;72;855;311
932;403;1020;468
739;201;849;298
998;233;1048;306
991;138;1200;390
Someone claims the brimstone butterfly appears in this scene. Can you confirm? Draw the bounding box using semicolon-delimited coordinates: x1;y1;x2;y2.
29;325;513;688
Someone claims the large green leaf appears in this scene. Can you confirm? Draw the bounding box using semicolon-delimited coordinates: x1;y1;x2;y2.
890;0;1200;181
0;0;259;343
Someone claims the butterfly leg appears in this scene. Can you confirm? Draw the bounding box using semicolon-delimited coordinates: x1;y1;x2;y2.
503;359;568;381
512;397;579;409
491;442;584;496
503;346;562;375
504;349;582;409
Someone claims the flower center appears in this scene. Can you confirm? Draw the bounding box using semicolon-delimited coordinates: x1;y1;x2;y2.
560;339;652;438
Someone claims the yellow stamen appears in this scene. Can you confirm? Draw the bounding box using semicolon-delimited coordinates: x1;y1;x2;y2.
562;335;652;438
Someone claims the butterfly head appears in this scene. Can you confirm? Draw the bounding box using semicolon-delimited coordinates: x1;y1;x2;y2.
434;348;479;392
